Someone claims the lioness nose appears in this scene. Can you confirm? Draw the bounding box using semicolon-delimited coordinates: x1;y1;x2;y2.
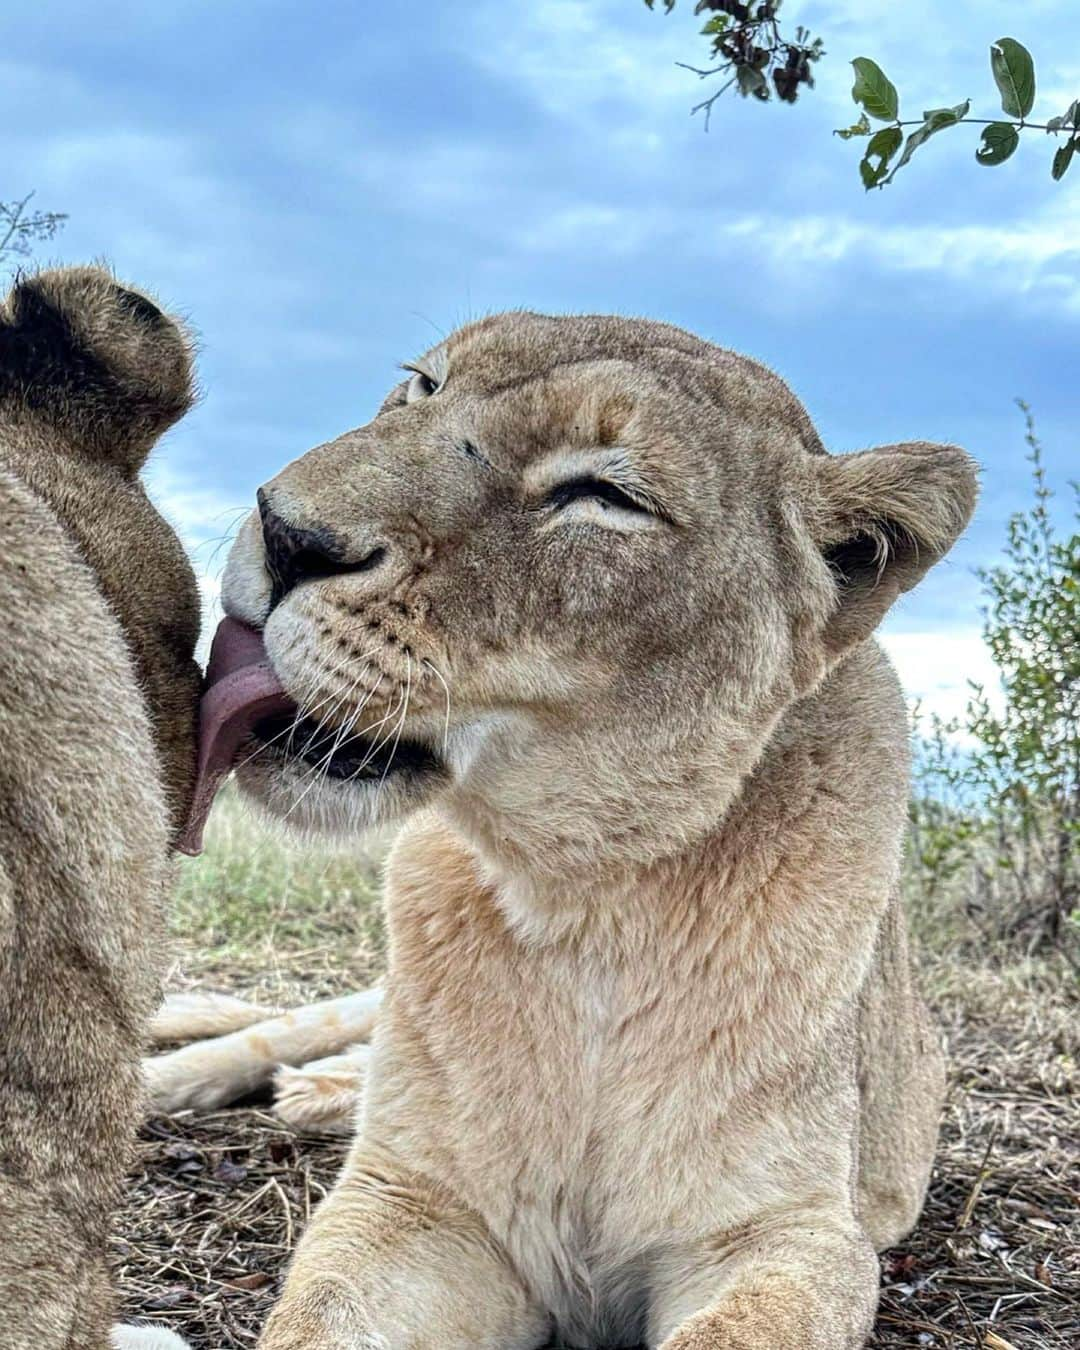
258;489;385;606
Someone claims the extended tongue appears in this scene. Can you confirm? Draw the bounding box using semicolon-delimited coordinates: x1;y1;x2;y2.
175;618;295;857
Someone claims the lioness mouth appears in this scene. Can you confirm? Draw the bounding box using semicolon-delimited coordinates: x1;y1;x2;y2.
177;618;440;857
250;711;441;782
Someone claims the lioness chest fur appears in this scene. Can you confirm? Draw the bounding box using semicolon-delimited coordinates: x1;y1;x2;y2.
196;312;973;1349
354;643;939;1347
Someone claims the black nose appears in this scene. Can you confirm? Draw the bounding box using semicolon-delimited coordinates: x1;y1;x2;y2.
258;489;384;607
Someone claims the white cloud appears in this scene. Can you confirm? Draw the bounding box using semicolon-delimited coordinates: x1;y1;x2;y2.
720;204;1080;314
805;2;1075;109
460;0;692;123
481;0;1080;322
514;195;1080;315
276;110;514;214
880;626;1002;730
1040;59;1080;111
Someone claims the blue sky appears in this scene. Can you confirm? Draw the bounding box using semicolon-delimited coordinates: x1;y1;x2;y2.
3;0;1077;721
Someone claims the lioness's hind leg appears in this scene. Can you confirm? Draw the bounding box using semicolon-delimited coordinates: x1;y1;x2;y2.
144;988;382;1113
273;1045;369;1134
148;990;277;1045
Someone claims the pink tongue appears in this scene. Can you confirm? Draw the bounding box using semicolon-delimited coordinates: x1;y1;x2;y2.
175;618;296;857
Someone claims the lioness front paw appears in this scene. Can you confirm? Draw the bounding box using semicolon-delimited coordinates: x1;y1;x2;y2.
259;1280;383;1350
659;1283;862;1350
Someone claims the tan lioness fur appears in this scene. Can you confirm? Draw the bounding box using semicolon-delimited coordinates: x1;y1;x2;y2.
0;267;201;1350
205;312;974;1349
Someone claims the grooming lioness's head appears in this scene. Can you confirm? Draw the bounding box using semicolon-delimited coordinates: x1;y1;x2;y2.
206;313;975;893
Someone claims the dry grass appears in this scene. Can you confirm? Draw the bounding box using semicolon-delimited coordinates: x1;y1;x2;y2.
168;788;389;1003
114;1109;346;1347
871;957;1077;1348
116;795;1079;1349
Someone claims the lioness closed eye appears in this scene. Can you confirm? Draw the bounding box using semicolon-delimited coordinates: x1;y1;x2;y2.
185;313;977;1350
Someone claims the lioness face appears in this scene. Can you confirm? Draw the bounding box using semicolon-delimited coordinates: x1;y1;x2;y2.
221;313;974;880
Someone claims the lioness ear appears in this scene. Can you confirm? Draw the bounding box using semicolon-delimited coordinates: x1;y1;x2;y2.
0;266;195;476
811;442;978;653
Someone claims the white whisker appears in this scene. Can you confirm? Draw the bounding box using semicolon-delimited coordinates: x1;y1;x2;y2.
282;688;405;822
376;654;412;801
288;669;373;792
231;646;381;774
293;654;376;761
346;691;407;780
422;657;452;757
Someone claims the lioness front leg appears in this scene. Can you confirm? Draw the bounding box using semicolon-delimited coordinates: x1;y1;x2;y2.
259;1152;547;1350
650;1214;878;1350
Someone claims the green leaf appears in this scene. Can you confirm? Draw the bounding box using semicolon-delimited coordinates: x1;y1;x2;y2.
834;112;871;140
736;64;768;99
920;102;971;124
859;126;903;189
887;101;970;183
850;57;899;122
990;38;1035;119
976;121;1020;166
1047;99;1080;133
1052;137;1076;181
701;16;729;36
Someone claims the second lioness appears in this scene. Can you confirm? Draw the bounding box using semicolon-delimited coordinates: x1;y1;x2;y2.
192;313;976;1349
1;267;201;1350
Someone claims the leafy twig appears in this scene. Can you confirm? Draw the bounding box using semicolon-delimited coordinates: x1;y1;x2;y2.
646;6;1079;190
838;40;1080;189
646;0;824;119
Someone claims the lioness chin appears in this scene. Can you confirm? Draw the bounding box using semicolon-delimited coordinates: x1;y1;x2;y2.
192;313;975;1349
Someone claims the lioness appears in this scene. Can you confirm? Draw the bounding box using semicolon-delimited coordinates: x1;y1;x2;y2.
0;267;200;1350
180;313;976;1349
